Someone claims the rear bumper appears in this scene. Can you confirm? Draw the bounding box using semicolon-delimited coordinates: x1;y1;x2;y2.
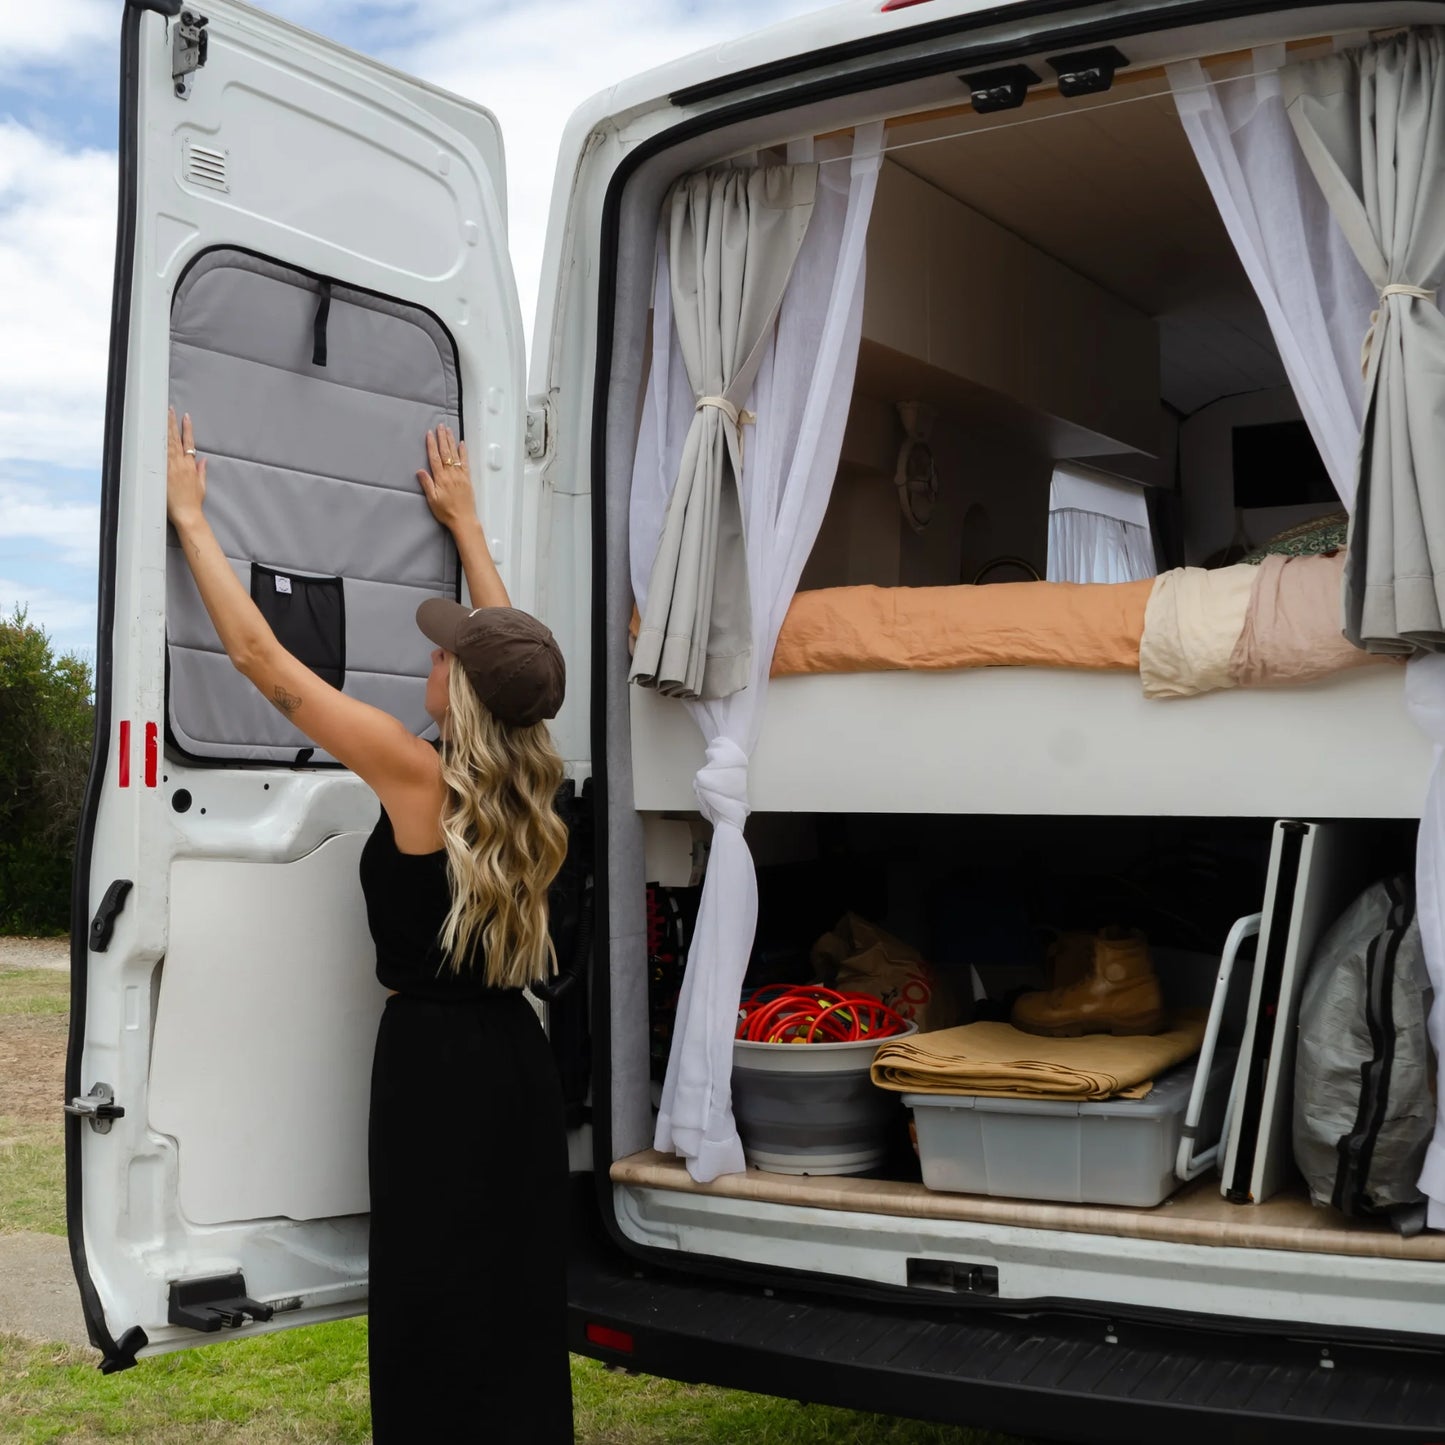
567;1182;1445;1444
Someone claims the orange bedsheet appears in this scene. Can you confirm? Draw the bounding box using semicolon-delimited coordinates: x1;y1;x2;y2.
770;580;1152;678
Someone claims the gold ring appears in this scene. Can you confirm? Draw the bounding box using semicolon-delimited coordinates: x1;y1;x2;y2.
445;456;458;467
184;448;196;456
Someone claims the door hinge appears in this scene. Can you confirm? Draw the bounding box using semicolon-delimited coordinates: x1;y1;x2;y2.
169;1273;275;1332
172;8;209;99
525;403;550;461
65;1082;125;1134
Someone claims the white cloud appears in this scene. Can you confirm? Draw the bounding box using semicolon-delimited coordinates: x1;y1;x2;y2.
0;0;114;77
0;122;115;468
0;480;100;566
0;575;96;645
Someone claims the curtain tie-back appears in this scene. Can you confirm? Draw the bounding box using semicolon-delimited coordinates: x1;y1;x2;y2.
695;395;757;462
693;735;750;832
1361;283;1441;376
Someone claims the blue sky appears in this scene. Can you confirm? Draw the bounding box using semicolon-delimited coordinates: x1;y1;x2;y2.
0;0;825;661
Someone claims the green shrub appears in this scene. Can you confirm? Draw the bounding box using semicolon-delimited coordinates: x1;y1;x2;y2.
0;608;94;934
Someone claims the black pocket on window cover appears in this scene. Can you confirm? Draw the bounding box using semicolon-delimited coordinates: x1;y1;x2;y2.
250;564;345;688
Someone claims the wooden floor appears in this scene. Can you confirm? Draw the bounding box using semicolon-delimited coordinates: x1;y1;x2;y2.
612;1149;1445;1262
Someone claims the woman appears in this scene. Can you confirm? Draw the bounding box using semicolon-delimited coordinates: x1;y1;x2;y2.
166;409;574;1442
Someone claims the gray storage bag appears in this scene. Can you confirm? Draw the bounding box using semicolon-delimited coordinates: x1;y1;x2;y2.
1293;876;1435;1234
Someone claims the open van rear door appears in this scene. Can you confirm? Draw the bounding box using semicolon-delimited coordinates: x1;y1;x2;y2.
69;0;525;1368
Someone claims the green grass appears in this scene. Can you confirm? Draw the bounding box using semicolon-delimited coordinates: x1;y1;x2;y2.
0;1325;372;1444
0;969;68;1016
0;1125;65;1236
0;1332;1013;1445
0;957;1031;1444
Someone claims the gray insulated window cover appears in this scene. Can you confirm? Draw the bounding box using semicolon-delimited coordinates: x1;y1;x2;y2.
166;249;460;763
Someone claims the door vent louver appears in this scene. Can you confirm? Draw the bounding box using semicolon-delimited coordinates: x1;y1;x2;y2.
183;140;229;193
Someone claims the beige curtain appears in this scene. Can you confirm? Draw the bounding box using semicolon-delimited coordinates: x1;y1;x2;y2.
1284;30;1445;654
630;165;817;700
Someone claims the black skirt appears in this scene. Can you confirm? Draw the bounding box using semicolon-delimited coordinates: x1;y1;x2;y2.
368;991;573;1443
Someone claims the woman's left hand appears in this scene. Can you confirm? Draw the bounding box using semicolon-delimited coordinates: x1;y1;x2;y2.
166;408;207;528
417;423;477;534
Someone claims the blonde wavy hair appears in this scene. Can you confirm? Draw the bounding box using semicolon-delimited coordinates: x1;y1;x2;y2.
437;659;568;986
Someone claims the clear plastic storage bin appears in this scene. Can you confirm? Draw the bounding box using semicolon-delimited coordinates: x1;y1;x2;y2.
903;1051;1235;1208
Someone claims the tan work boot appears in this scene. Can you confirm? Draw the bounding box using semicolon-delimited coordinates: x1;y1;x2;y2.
1011;928;1164;1037
1045;931;1094;991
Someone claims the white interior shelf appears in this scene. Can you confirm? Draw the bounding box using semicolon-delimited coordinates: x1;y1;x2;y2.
629;664;1429;819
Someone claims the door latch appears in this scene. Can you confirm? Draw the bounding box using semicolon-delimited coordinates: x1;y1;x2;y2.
169;1273;275;1332
65;1083;125;1135
90;879;133;953
172;9;209;99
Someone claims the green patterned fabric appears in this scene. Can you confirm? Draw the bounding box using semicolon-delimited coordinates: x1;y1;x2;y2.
1240;511;1349;565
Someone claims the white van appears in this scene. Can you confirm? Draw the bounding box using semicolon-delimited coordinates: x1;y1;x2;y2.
72;0;1445;1437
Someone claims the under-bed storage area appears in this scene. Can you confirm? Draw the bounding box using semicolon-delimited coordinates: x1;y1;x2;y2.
618;809;1445;1331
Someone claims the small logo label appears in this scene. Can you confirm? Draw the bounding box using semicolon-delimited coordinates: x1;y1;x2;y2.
274;575;292;595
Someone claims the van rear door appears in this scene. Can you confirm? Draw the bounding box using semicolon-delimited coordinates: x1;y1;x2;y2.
69;0;526;1368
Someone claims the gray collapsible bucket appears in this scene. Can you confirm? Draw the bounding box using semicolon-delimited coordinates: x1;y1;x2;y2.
731;1024;917;1175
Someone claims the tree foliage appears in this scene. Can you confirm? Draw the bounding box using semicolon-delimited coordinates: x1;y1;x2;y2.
0;608;95;934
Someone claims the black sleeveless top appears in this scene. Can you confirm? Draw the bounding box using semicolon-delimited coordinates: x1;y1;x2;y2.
359;804;522;1003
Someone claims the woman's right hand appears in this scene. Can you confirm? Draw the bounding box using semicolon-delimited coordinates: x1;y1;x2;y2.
166;408;207;529
417;424;477;534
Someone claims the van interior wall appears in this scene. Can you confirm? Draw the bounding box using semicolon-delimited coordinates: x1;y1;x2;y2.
796;69;1350;592
1180;385;1341;565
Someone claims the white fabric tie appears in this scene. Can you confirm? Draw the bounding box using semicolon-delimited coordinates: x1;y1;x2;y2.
695;395;757;463
1361;283;1440;376
693;735;749;832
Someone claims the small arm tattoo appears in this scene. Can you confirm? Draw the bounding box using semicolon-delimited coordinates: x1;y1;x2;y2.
271;685;302;718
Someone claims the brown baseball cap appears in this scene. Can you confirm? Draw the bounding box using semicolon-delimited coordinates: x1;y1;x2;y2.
416;600;565;727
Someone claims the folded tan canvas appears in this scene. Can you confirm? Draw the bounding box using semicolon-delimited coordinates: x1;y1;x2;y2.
870;1012;1208;1101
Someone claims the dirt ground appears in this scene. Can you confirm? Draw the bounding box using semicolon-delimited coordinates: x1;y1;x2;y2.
0;1013;67;1141
0;936;69;971
0;936;68;1128
0;940;68;1140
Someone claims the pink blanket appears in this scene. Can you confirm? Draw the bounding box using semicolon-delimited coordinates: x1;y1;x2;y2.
1230;552;1390;688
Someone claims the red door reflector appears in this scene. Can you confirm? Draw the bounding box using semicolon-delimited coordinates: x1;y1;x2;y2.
584;1322;634;1354
118;720;131;787
144;722;159;788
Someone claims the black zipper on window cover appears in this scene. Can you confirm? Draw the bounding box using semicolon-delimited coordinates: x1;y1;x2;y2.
1224;822;1304;1202
1332;876;1413;1216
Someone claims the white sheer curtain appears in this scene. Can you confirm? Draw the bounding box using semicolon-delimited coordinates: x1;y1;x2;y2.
1047;465;1155;583
630;125;885;1181
1167;48;1376;503
1170;41;1445;1228
1047;513;1154;583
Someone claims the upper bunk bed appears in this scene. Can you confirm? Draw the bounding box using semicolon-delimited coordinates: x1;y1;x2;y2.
630;664;1428;819
621;37;1436;824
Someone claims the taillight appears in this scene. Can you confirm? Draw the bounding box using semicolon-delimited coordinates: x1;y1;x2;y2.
585;1322;635;1354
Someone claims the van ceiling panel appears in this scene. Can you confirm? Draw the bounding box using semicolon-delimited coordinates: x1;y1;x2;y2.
887;82;1286;413
166;249;460;764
